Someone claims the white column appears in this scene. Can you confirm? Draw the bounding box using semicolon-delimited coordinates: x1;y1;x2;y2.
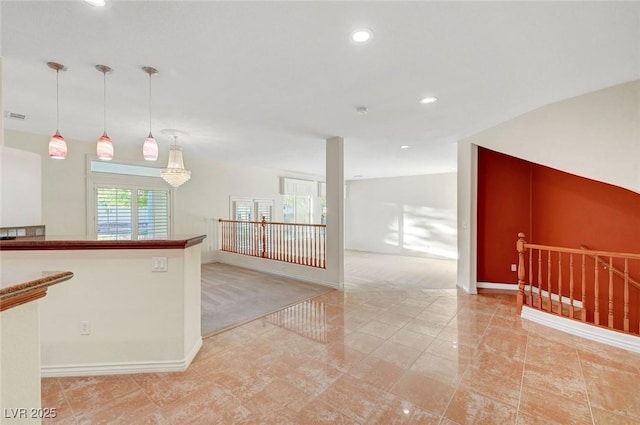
325;137;344;289
457;140;478;294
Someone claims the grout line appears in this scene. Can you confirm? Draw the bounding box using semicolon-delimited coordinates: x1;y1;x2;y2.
515;326;529;424
576;349;597;425
437;300;497;424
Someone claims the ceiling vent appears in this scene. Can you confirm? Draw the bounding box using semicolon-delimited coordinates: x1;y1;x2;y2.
4;111;27;120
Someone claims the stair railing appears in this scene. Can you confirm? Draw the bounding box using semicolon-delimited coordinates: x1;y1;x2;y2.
219;217;327;269
517;233;640;335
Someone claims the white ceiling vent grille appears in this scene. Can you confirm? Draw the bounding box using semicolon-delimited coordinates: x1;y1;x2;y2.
4;111;27;120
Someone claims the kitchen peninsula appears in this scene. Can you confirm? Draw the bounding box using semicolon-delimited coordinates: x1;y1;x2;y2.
0;234;205;377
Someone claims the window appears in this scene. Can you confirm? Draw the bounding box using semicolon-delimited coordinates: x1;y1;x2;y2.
88;159;172;239
283;195;311;224
320;196;326;225
230;198;274;222
280;178;314;224
229;197;274;255
95;186;170;240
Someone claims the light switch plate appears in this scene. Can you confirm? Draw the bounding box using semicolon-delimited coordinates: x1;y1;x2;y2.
152;257;168;272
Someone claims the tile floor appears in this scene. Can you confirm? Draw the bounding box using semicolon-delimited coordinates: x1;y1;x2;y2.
41;284;640;424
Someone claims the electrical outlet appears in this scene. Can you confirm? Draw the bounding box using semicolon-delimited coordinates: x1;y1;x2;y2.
151;257;168;272
80;320;90;335
511;264;517;272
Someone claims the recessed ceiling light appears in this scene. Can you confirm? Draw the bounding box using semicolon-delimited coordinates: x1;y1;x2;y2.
351;29;373;43
84;0;109;7
419;96;438;104
400;145;410;149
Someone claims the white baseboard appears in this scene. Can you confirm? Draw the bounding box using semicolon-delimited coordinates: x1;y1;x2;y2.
477;282;518;291
477;282;583;308
521;306;640;353
41;337;203;378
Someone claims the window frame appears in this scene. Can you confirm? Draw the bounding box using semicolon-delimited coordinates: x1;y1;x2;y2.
86;157;174;239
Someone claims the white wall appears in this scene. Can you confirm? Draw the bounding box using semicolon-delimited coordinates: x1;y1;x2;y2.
345;173;457;259
463;79;640;194
457;79;640;293
0;146;41;227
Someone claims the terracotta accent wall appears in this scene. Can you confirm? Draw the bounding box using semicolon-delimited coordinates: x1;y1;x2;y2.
531;166;640;253
477;148;531;284
478;146;640;282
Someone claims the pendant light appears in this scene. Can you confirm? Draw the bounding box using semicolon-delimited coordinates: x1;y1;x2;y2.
95;64;114;160
160;129;191;188
142;66;159;161
47;62;67;159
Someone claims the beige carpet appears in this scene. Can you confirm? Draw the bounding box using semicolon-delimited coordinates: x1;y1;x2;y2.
201;262;331;336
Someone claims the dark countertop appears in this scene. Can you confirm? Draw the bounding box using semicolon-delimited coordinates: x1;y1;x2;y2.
0;234;207;251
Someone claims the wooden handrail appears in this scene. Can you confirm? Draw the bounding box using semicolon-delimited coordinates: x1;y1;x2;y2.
517;232;640;335
523;243;640;260
218;218;327;228
580;245;640;290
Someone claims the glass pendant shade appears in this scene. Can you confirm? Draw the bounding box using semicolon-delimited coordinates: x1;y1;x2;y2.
97;132;114;160
161;144;191;187
48;131;67;159
143;133;158;161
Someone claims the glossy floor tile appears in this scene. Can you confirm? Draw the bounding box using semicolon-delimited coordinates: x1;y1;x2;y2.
41;255;640;424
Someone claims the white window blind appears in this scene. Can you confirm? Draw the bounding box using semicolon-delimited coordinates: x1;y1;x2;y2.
257;201;273;221
137;189;169;240
234;201;254;221
96;186;170;240
96;187;133;240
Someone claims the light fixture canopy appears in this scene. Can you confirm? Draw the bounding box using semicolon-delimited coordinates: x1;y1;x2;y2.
47;62;67;159
142;66;159;161
96;64;114;161
160;129;191;188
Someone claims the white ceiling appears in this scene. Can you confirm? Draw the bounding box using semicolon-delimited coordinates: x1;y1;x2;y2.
2;1;639;179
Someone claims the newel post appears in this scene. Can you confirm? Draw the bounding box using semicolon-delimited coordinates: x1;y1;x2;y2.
261;216;267;258
516;232;527;314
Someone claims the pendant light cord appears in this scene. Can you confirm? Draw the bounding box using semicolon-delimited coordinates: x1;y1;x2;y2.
55;69;60;131
149;73;152;134
103;70;107;134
